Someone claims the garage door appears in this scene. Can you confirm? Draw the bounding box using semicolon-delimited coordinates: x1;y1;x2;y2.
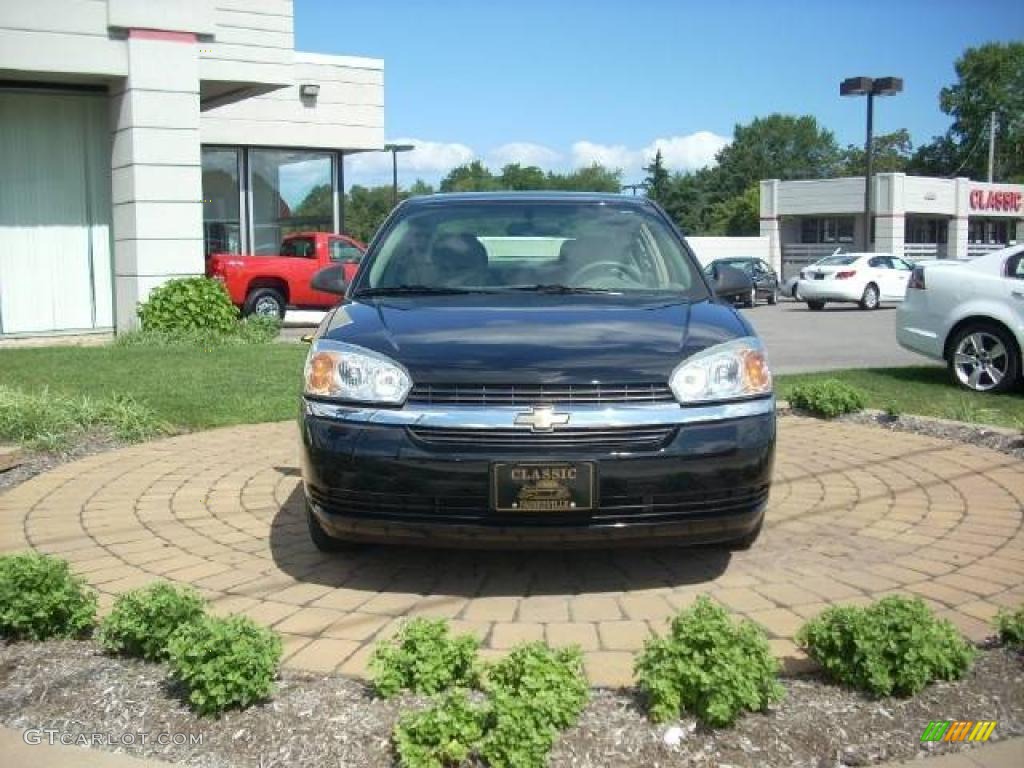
0;90;112;335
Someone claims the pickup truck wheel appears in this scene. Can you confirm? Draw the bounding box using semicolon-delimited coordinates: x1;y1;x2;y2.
245;288;285;319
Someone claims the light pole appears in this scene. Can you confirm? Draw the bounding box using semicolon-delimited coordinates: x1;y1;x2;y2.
383;143;415;207
621;183;646;196
840;76;903;251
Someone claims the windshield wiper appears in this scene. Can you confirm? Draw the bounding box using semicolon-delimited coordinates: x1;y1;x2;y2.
504;284;622;295
354;285;493;297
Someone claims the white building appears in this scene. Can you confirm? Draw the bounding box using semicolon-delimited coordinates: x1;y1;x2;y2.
760;175;1024;280
0;0;384;338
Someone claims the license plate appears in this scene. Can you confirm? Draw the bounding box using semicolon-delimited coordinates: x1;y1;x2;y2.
491;462;596;512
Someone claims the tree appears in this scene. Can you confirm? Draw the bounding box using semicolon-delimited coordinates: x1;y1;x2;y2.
292;183;333;221
550;164;622;192
343;185;395;243
643;150;670;205
838;129;913;176
499;163;548;190
407;179;435;197
712;114;841;199
707;183;760;236
439;160;501;192
912;42;1024;180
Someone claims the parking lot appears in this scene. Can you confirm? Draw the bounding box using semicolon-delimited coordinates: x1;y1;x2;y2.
285;301;935;376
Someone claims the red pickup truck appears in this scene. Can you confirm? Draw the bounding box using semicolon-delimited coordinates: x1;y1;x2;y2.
207;232;365;318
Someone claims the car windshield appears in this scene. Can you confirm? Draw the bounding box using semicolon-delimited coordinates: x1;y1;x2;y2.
358;200;708;298
816;255;858;266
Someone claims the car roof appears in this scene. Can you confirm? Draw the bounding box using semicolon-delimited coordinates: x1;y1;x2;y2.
401;191;654;207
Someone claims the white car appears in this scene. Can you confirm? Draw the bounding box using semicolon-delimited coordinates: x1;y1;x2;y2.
897;244;1024;393
797;253;914;311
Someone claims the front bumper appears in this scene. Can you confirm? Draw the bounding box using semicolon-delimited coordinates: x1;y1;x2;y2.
300;398;776;547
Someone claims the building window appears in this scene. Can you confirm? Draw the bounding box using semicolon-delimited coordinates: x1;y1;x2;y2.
201;147;242;257
969;218;1011;245
799;217;855;244
905;217;948;244
250;149;334;255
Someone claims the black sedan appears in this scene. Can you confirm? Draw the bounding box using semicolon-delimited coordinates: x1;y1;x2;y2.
300;192;775;550
703;257;779;307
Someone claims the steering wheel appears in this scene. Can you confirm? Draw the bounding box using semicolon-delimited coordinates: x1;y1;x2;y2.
569;261;644;286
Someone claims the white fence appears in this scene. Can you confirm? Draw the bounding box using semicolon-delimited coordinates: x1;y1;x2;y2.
687;236;769;267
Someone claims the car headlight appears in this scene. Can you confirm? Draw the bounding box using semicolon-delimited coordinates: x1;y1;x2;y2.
304;340;412;404
669;337;772;404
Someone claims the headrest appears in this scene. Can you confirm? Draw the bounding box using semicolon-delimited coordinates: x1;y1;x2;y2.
431;233;487;272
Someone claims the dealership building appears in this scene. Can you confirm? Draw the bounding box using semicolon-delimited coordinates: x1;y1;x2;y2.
760;174;1024;279
0;0;384;338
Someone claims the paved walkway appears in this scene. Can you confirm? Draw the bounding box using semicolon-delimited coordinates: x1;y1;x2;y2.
2;727;1020;768
1;417;1022;687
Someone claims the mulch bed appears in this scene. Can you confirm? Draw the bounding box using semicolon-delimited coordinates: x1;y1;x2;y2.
0;638;1020;768
0;431;127;494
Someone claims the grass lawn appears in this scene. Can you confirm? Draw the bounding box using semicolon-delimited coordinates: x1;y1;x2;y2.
1;342;1021;439
0;343;307;432
776;367;1024;430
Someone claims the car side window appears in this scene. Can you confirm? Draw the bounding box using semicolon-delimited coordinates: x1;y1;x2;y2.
330;240;363;263
892;258;913;271
1006;254;1024;280
280;238;315;258
868;256;891;269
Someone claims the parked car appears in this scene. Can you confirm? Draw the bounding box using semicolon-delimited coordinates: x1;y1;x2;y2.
782;252;839;299
207;232;365;318
300;192;774;551
703;257;778;307
797;252;914;310
897;245;1024;393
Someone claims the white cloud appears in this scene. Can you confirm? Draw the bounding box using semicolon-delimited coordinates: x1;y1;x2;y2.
487;142;563;168
571;131;730;178
341;131;730;187
346;137;476;178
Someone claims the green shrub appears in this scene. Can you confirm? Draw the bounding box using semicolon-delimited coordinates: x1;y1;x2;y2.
370;618;481;698
787;379;867;418
394;690;486;768
482;642;588;730
634;596;783;726
115;314;280;347
0;385;166;451
994;605;1024;649
479;643;589;768
0;552;97;640
797;596;975;697
167;614;282;716
98;582;206;661
137;277;239;334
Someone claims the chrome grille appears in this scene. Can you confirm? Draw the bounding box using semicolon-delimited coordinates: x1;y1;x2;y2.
407;425;676;451
407;383;674;406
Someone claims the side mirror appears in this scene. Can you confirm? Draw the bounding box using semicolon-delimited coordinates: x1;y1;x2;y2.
710;264;754;299
310;264;347;295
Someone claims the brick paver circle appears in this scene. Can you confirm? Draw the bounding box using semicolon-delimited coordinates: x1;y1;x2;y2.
1;417;1022;686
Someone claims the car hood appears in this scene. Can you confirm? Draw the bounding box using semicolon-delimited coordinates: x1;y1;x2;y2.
320;295;749;384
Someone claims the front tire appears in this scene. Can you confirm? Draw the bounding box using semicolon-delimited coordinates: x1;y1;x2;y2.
745;287;757;308
244;287;286;319
727;518;763;551
948;323;1020;393
806;300;826;311
307;501;359;552
859;283;880;311
767;289;778;306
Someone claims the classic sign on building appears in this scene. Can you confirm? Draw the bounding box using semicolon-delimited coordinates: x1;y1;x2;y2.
760;174;1024;279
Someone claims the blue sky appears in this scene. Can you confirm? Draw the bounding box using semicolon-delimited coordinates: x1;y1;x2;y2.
296;0;1024;186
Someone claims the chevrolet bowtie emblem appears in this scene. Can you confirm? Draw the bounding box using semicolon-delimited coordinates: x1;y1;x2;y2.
514;406;570;432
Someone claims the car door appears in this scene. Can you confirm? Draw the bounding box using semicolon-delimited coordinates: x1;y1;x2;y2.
889;257;914;301
866;256;897;299
755;259;777;295
1003;251;1024;329
280;236;320;306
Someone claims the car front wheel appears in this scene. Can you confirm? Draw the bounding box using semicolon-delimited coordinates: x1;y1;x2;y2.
948;323;1020;393
806;300;826;311
767;289;778;306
